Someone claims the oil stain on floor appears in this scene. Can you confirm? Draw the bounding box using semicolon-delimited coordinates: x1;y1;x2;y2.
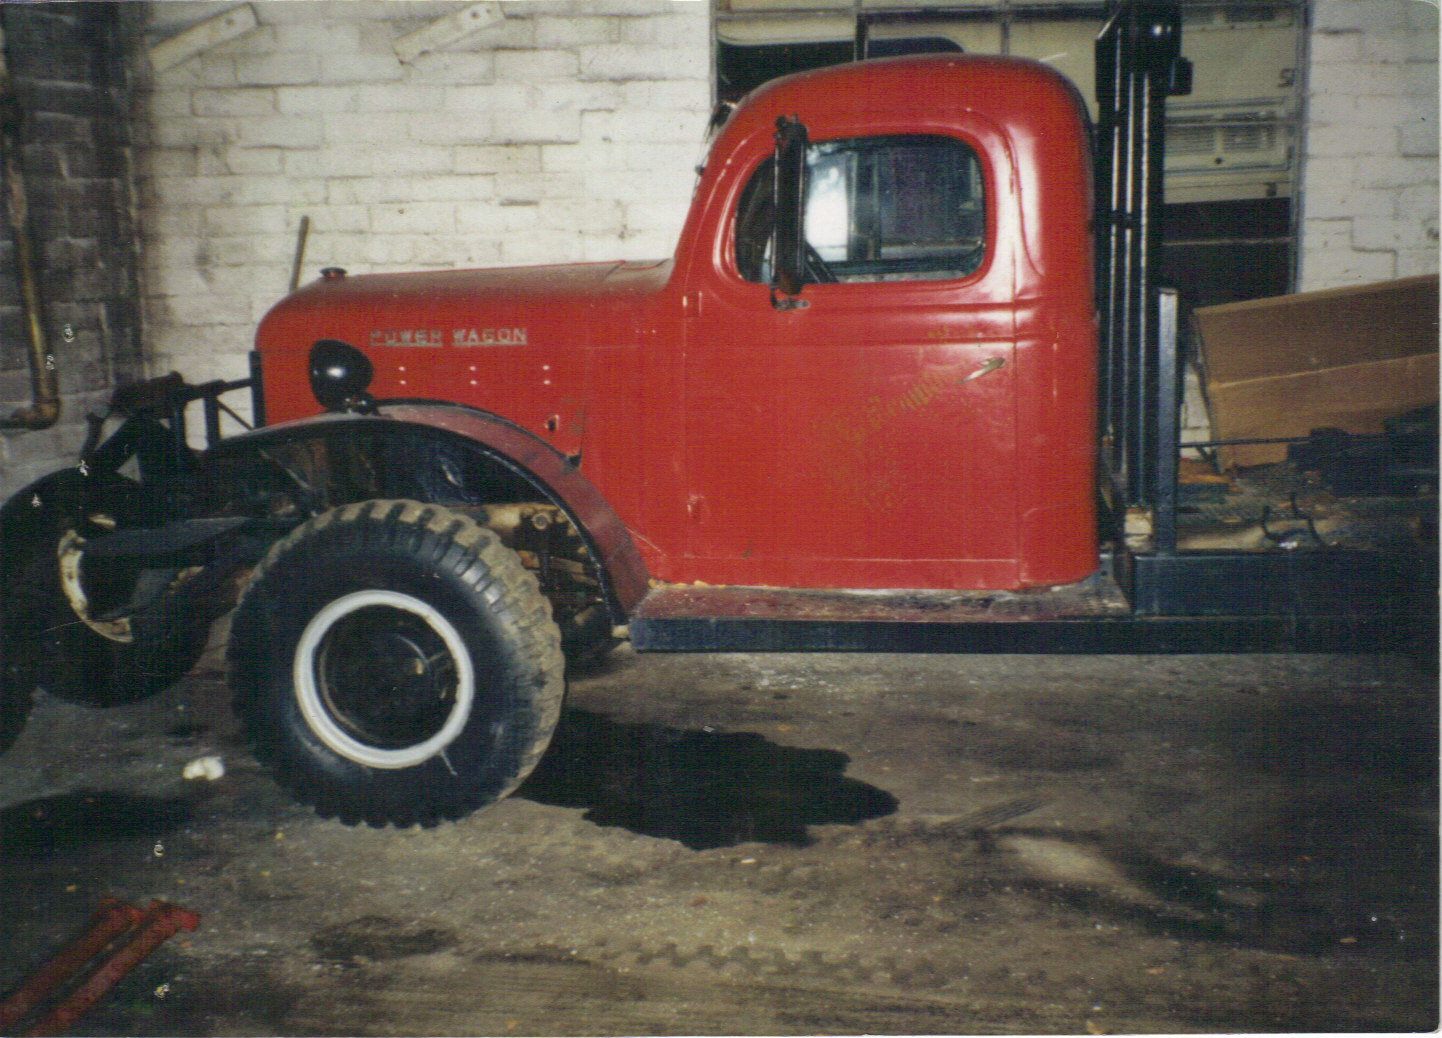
518;708;897;848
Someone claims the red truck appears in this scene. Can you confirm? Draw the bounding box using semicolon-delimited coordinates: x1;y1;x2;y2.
1;3;1433;826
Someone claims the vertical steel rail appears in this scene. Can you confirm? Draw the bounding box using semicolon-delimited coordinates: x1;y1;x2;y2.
1131;53;1155;504
1094;5;1126;472
1093;2;1189;515
1153;286;1180;553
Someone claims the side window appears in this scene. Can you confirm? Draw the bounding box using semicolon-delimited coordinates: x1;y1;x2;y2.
734;134;986;285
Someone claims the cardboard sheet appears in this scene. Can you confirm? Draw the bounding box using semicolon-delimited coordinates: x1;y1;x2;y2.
1193;274;1439;468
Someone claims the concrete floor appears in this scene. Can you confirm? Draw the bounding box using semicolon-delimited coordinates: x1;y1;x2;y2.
0;641;1435;1035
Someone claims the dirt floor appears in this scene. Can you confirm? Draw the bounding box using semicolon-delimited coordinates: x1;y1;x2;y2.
0;635;1435;1035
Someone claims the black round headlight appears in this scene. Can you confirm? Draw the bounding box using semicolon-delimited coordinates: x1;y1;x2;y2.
308;339;374;412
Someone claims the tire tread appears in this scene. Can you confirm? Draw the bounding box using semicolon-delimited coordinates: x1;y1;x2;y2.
232;499;564;827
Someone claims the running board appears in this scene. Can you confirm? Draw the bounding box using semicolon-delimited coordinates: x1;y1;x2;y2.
627;573;1418;655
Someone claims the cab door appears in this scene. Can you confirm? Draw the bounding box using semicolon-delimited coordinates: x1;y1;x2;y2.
682;129;1023;590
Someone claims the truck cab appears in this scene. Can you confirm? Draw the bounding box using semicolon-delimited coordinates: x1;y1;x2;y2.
255;55;1099;593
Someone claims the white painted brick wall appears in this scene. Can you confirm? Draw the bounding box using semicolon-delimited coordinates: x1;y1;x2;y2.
132;0;1436;438
1299;0;1439;291
136;0;711;399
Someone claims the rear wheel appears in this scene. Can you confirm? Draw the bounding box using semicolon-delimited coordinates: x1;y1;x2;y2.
230;500;565;826
1;470;211;719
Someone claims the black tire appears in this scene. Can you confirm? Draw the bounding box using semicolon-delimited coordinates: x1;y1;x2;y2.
1;469;211;714
229;500;565;827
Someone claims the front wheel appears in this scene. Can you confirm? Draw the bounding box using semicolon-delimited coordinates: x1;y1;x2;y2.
229;500;565;827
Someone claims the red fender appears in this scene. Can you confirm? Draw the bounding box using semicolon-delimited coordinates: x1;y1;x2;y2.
210;401;650;618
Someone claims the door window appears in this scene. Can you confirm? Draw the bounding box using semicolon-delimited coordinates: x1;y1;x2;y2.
735;134;985;285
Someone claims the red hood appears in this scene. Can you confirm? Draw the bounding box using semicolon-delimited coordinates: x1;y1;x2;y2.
255;258;674;355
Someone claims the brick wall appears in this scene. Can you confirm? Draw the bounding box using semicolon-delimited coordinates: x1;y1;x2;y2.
1298;0;1439;291
0;3;143;499
136;0;711;407
2;1;1432;501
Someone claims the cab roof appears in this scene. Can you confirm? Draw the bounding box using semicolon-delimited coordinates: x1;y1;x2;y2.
720;53;1089;144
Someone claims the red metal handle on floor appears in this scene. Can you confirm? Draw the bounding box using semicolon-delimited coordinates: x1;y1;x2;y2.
0;898;199;1037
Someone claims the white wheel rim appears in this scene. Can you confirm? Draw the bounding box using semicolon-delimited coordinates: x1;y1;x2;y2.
294;589;475;770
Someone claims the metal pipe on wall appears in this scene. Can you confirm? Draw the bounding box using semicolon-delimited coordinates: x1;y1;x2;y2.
0;21;60;431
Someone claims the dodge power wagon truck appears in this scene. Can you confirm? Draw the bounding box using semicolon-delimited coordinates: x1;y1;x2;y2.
1;3;1434;826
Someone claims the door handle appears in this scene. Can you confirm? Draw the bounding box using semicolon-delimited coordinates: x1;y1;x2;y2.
961;357;1006;382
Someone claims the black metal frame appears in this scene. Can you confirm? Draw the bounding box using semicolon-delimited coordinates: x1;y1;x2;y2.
81;372;260;494
630;612;1415;655
1094;1;1191;510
